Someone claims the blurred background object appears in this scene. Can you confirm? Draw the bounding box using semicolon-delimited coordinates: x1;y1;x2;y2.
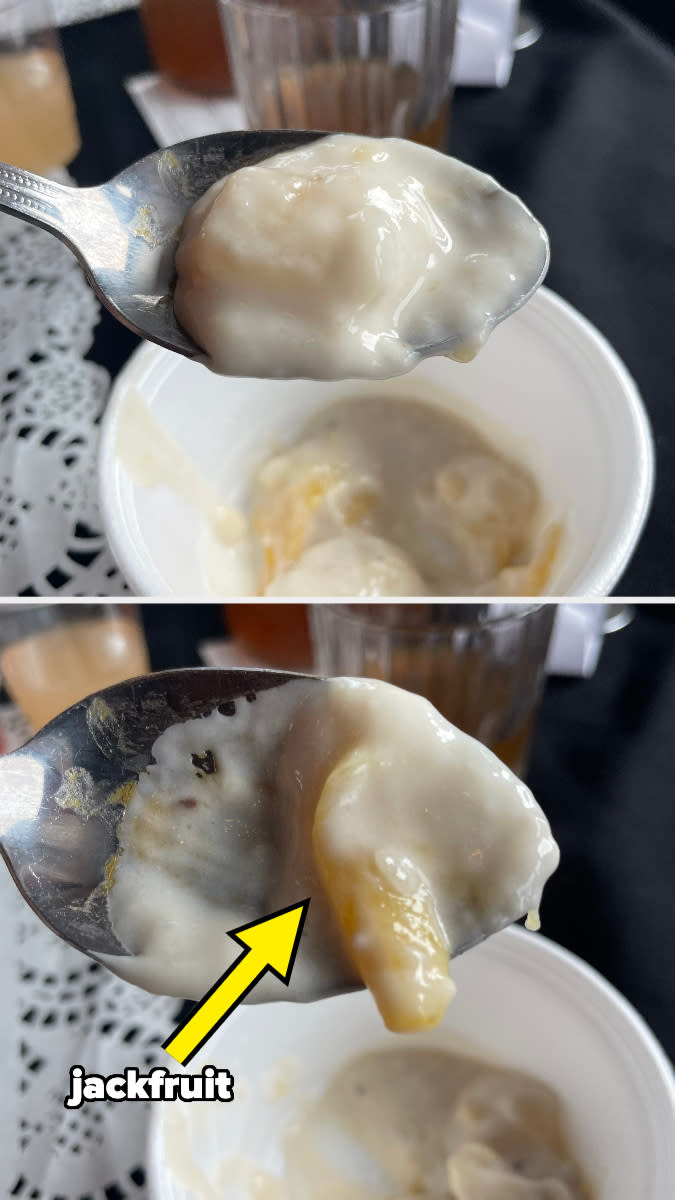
546;602;609;676
46;0;675;49
310;603;555;777
203;604;613;777
139;0;232;94
0;601;606;772
455;0;519;84
0;603;149;731
127;0;526;148
574;0;674;46
220;0;458;148
513;8;541;49
224;603;312;671
0;0;80;173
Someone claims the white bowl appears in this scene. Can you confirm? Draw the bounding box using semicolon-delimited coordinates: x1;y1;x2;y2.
99;287;654;597
147;926;675;1200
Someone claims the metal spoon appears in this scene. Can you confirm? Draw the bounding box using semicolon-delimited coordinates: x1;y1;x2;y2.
0;131;320;361
0;131;549;368
0;667;525;998
0;668;315;958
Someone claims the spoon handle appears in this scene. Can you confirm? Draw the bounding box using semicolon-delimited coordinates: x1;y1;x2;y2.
0;161;85;243
0;163;148;323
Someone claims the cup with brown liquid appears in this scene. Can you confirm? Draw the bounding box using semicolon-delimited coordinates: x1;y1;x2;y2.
140;0;233;95
309;603;556;778
220;0;458;150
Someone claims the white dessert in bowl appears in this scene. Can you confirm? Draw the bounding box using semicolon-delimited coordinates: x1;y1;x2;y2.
147;929;675;1200
280;1044;591;1199
99;291;654;598
239;392;561;597
111;378;562;598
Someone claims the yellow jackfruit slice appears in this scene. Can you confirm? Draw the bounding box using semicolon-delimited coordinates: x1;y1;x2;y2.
312;748;455;1032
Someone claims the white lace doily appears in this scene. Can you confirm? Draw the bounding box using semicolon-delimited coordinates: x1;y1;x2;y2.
0;708;182;1199
0;211;130;596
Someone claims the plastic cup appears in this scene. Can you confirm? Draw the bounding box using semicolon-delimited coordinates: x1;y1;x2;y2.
148;926;675;1200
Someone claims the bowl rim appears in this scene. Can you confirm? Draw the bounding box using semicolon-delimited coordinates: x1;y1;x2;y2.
99;285;655;599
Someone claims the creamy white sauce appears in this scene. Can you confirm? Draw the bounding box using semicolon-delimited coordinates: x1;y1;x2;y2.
281;1047;589;1199
103;677;558;1032
174;134;548;381
240;393;560;597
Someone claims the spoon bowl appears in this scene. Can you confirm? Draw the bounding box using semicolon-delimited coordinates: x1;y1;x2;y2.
0;667;315;958
0;666;535;1003
0;131;548;368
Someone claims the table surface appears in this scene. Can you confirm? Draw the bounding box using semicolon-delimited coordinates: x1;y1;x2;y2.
58;0;675;596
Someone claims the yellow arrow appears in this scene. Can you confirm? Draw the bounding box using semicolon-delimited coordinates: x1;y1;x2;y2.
162;899;310;1066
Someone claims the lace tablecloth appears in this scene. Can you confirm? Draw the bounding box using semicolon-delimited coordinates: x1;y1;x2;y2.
0;707;181;1200
0;208;130;596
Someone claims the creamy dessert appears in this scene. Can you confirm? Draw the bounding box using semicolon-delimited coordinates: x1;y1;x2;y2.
173;134;548;380
282;1046;590;1199
242;393;560;596
115;383;562;598
103;677;558;1032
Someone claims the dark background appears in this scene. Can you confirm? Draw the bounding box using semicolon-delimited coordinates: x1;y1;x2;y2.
585;0;675;46
138;601;675;1066
58;0;675;594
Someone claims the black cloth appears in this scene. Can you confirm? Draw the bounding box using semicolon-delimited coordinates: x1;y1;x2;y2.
450;0;675;595
529;603;675;1065
60;0;674;593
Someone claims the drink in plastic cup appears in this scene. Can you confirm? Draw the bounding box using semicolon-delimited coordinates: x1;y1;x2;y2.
0;0;80;174
0;603;150;732
220;0;457;149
